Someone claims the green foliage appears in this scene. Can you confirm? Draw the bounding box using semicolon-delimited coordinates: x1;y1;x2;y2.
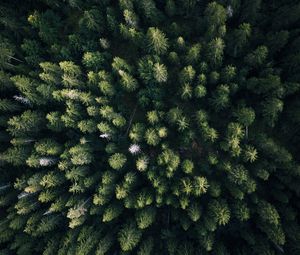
118;222;142;251
79;9;104;32
82;52;107;71
206;38;225;67
234;107;255;127
157;148;180;177
118;70;138;91
144;128;160;146
0;1;299;254
258;201;280;226
135;207;156;229
7;110;44;136
205;2;227;39
147;27;168;55
109;153;127;170
69;144;92;165
245;46;268;67
102;202;123;222
181;159;194;174
153;63;168;83
35;139;63;155
11;76;44;105
208;199;230;226
129;123;145;142
210;84;230;110
59;61;82;87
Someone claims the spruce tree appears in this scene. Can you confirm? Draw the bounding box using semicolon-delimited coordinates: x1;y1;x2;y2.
0;1;300;254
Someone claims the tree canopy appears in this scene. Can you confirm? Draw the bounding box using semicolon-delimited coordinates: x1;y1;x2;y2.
0;0;300;254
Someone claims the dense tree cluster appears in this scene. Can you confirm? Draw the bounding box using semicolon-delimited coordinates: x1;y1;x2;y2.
0;0;300;254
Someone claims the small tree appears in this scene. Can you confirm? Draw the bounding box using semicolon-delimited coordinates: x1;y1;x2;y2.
109;153;127;170
147;27;169;55
118;221;142;251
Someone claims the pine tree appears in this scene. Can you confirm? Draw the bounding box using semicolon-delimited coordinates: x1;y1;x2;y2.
108;153;127;170
59;61;83;87
0;1;300;254
135;206;156;229
82;52;107;71
204;2;227;39
146;27;168;55
206;38;225;67
79;9;104;32
118;221;142;251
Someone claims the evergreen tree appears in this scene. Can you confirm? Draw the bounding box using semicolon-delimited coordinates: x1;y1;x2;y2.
0;1;299;254
146;27;168;55
118;221;142;251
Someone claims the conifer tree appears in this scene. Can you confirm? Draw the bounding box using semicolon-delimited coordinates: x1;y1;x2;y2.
0;1;300;254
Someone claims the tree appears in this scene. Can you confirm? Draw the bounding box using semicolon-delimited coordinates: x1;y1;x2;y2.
194;84;207;98
234;107;255;127
59;61;83;87
153;63;168;83
144;128;160;146
1;0;300;254
206;38;225;67
210;84;230;110
179;65;196;84
0;99;20;112
243;145;258;163
109;153;127;170
157;148;180;177
123;10;139;28
39;62;62;85
204;2;227;39
182;159;194;174
21;39;43;66
0;39;15;70
10;76;44;105
208;199;230;226
234;107;255;137
245;46;268;67
7;110;45;136
185;43;201;64
0;146;30;166
221;65;236;83
147;27;169;55
69;144;92;165
165;0;176;17
262;98;283;127
138;0;163;25
46;111;64;131
136;155;149;172
129;123;145;142
82;51;107;71
118;70;138;91
193;176;209;196
233;201;250;222
95;233;114;255
187;202;202;222
226;23;251;57
137;237;154;255
102;202;123;222
79;9;104;32
135;207;156;229
28;10;61;44
257;201;280;226
34;139;63;155
78;119;97;133
118;222;142;251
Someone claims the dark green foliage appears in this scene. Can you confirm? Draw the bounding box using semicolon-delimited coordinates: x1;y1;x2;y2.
118;221;142;251
0;0;300;254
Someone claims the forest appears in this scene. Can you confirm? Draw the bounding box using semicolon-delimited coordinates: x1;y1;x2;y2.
0;0;300;254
